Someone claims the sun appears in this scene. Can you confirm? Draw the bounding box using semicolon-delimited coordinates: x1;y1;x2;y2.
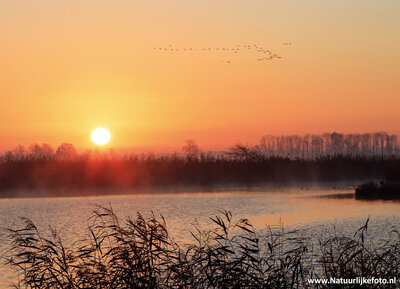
91;127;111;145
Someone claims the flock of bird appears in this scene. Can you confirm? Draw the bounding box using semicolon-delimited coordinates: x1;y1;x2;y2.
153;43;292;63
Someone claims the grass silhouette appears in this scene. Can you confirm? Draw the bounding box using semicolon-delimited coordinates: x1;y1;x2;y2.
4;206;400;288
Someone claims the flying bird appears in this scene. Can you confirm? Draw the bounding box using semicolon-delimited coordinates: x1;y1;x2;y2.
153;44;283;63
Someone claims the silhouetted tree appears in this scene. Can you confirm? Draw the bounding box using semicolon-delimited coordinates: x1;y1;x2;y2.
182;139;200;159
29;143;54;160
55;143;77;160
258;132;399;158
12;145;26;160
228;143;263;161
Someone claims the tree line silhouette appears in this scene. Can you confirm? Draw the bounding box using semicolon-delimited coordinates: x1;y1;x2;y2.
0;133;399;196
258;132;399;158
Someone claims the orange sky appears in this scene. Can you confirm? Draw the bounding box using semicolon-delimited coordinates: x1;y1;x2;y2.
0;0;399;152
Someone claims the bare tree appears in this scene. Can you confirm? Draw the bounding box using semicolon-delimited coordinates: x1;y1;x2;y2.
12;145;26;160
228;143;263;161
29;143;54;160
182;139;200;159
258;132;399;158
55;143;78;160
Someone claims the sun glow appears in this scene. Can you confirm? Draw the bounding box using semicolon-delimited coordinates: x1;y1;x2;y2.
91;127;111;145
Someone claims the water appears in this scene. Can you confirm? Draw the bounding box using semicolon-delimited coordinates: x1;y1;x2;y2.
0;188;400;288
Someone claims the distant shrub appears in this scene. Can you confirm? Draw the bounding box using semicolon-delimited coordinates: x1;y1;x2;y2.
356;181;400;200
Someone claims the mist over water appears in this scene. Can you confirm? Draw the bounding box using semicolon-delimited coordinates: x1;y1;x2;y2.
1;188;400;288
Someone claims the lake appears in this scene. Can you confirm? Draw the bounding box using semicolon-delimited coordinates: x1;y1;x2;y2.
1;187;400;288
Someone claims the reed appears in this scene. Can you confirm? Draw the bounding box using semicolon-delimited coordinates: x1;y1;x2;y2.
4;206;400;288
